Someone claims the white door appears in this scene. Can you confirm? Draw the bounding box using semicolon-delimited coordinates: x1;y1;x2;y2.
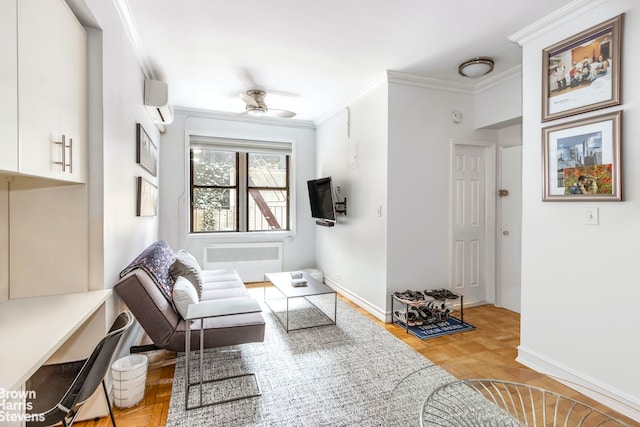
498;145;522;313
452;144;491;305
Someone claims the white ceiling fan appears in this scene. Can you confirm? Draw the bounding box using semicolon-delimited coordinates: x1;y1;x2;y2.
239;89;296;118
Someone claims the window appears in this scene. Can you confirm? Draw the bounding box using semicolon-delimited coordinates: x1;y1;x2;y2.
190;137;291;233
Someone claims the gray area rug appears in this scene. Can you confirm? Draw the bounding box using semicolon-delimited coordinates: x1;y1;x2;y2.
166;289;458;426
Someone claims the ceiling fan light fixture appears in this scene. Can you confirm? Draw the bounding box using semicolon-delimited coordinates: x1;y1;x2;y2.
240;88;296;118
246;107;266;117
458;57;495;78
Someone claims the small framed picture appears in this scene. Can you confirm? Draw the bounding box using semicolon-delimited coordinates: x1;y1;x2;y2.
542;14;623;122
136;123;158;176
136;177;158;216
542;111;622;201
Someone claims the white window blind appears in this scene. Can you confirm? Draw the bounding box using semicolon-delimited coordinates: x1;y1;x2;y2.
190;136;291;155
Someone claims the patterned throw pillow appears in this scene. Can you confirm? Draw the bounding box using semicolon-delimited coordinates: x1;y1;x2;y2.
169;250;204;298
120;240;176;303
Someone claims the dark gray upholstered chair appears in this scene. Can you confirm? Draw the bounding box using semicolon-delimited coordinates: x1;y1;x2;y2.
114;241;265;353
25;311;134;427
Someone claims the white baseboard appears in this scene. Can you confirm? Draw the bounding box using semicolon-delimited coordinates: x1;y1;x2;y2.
323;277;387;322
517;345;640;423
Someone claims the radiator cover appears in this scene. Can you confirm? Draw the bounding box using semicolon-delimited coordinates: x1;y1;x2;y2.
203;242;283;282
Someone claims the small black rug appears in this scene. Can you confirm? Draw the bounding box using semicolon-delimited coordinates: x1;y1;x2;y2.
394;316;475;339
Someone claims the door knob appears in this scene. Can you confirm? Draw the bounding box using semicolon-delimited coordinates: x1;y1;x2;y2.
502;230;509;235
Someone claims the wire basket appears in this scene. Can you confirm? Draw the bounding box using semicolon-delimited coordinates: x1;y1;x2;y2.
420;379;629;426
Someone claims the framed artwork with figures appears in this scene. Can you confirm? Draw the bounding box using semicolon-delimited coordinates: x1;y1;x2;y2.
541;15;622;122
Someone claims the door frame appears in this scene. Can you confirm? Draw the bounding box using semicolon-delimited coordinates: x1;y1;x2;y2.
496;143;523;312
450;138;497;305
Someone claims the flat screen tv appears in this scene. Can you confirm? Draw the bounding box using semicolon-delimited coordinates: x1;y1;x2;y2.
307;177;336;225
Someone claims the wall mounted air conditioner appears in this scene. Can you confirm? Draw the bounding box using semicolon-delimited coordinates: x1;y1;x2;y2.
144;79;174;124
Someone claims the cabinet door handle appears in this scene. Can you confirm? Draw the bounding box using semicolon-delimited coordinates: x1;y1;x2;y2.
54;134;66;172
68;138;73;173
53;135;72;173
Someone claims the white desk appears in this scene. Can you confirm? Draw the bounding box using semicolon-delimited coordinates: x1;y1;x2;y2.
0;290;112;391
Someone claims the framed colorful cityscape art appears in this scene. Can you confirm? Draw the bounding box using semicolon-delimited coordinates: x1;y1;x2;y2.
542;111;622;201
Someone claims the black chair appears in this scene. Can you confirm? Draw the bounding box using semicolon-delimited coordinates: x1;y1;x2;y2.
25;311;134;427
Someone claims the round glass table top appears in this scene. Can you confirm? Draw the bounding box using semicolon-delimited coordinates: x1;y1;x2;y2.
386;363;631;427
420;378;628;426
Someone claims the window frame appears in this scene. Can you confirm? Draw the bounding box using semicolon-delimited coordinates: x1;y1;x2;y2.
246;153;290;232
188;136;293;236
189;150;240;233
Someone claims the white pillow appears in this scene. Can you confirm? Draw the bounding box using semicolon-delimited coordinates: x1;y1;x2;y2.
169;250;204;298
172;276;199;319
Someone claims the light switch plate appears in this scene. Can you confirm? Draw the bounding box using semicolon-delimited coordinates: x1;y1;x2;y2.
584;207;599;225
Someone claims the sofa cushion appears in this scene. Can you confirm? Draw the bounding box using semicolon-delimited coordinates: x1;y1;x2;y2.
169;250;204;297
172;276;199;319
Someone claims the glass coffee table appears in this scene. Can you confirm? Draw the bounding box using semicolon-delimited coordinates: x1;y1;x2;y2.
420;378;630;426
386;364;631;427
263;271;337;332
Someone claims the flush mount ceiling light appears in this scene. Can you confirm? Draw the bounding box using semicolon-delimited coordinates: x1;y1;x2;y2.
458;57;495;78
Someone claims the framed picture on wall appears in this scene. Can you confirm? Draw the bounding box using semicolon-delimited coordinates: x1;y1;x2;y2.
541;14;623;122
136;123;158;176
542;111;622;201
136;177;158;216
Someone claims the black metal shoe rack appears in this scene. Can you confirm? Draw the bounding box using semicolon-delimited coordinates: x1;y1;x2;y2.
391;291;464;334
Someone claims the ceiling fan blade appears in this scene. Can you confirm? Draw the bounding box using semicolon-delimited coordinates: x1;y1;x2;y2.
239;92;258;107
266;109;296;118
235;67;258;88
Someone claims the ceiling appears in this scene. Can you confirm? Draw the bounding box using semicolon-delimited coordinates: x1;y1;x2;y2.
123;0;574;123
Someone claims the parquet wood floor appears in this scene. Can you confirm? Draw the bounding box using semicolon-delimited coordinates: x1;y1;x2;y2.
74;293;636;426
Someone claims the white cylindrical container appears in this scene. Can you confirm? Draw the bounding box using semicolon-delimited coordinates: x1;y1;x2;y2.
111;354;148;408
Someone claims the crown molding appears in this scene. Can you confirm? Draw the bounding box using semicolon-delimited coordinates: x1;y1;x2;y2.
316;65;524;126
174;107;316;130
386;70;474;94
508;0;610;45
112;0;155;79
473;65;522;94
387;66;522;95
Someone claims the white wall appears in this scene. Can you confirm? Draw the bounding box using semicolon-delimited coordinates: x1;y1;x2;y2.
498;124;522;147
387;80;497;309
514;0;640;420
474;68;523;129
159;109;317;273
315;81;389;318
315;75;499;320
84;0;161;298
8;178;89;298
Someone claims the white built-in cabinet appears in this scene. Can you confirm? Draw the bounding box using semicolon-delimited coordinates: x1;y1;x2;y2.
1;3;97;419
16;0;87;183
0;0;18;173
0;181;8;304
1;0;89;299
